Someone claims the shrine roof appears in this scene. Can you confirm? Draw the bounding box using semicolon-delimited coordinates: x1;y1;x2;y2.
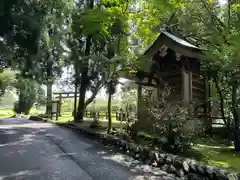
144;31;205;59
161;31;202;50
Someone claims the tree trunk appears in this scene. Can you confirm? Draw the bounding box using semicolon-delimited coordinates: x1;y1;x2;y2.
76;36;91;121
84;79;104;108
45;59;53;116
232;81;240;151
76;76;88;121
213;76;228;127
73;63;79;120
46;80;52;115
107;83;112;134
73;78;78;119
75;0;94;122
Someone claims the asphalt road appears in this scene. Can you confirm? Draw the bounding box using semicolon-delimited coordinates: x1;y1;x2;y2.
0;118;180;180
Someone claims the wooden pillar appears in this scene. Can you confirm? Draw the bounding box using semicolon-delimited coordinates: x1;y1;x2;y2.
56;100;60;121
137;81;142;120
203;76;207;118
188;71;193;114
208;83;212;120
204;75;212;131
58;94;62;117
181;66;189;105
189;72;193;101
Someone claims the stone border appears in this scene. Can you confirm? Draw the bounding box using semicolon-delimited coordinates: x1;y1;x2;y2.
29;115;48;122
32;118;240;180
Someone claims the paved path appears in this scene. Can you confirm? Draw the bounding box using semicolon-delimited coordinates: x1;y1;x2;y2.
0;118;180;180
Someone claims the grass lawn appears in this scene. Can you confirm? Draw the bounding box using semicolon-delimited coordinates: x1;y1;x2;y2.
0;108;123;128
190;137;240;172
0;108;14;117
0;107;45;118
53;115;126;129
124;131;240;172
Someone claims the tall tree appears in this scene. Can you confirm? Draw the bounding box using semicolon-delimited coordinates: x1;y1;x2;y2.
75;0;95;121
28;0;75;116
70;0;133;122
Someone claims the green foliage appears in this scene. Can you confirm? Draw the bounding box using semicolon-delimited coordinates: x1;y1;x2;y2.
0;0;75;84
119;80;137;111
13;78;37;115
0;0;75;54
0;69;16;98
86;99;120;112
35;86;46;106
132;87;200;153
144;0;240;149
0;90;17;108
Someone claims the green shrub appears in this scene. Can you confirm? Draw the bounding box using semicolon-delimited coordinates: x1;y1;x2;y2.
89;120;102;128
13;78;37;115
131;86;201;153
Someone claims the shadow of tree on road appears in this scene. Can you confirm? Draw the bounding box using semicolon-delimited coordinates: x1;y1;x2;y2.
49;126;180;180
0;118;179;180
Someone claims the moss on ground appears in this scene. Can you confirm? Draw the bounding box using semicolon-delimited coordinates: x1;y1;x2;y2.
191;137;240;172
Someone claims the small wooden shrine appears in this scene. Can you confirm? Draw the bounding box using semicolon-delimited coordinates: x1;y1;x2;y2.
131;31;210;118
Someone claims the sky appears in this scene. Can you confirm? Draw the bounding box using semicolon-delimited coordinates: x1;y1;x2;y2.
219;0;227;4
52;66;129;100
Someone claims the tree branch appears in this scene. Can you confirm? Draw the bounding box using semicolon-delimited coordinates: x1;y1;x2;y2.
227;0;231;29
84;78;104;108
200;0;228;42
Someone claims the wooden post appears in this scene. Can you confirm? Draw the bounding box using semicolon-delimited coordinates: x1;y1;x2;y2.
56;100;59;121
116;112;118;121
208;83;212;121
58;94;62;117
203;75;207;118
97;112;100;119
119;112;122;121
204;75;212;132
123;113;126;121
188;71;193;114
181;66;190;105
189;72;193;102
137;82;142;120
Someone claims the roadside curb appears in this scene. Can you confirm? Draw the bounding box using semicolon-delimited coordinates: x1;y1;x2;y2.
29;116;46;122
51;121;240;180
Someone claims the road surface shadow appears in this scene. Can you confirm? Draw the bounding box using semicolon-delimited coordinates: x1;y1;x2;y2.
0;118;179;180
47;126;180;180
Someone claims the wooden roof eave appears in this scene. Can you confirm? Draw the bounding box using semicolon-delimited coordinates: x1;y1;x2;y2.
124;72;158;86
143;32;206;60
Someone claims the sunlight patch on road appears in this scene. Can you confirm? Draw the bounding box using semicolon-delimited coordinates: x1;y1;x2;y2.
52;153;77;157
2;130;17;134
102;153;134;167
0;138;33;148
0;170;38;179
101;153;176;179
0;123;54;129
97;151;107;155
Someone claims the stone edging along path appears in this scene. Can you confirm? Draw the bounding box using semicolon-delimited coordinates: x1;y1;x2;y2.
60;123;240;180
28;116;240;180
